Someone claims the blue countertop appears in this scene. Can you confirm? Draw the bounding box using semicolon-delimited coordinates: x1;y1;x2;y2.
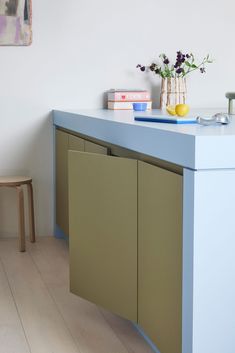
53;109;235;170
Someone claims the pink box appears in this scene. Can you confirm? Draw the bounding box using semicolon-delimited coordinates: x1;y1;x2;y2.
108;90;150;102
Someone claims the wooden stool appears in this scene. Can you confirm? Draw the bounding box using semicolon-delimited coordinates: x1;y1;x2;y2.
0;176;36;252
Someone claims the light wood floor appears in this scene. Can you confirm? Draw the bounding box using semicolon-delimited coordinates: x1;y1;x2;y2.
0;237;154;353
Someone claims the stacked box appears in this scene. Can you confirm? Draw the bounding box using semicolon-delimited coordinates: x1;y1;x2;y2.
107;89;152;110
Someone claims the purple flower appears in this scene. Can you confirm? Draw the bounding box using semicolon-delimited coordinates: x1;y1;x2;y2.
176;68;183;74
175;50;186;67
137;64;146;72
137;51;212;79
178;55;185;63
174;61;181;68
150;63;156;71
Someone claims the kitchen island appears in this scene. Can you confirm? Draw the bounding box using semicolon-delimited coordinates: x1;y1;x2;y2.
53;109;235;353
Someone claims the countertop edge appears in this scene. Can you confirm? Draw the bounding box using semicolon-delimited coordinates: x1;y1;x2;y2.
53;110;235;170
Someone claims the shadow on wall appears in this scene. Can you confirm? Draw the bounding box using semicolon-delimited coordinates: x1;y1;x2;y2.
0;187;18;237
21;112;54;237
0;112;54;238
149;84;161;109
102;91;108;109
144;75;161;109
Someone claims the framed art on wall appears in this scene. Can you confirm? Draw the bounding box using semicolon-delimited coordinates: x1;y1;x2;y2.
0;0;32;45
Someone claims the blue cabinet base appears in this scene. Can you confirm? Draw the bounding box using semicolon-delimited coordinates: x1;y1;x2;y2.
55;224;68;240
133;323;160;353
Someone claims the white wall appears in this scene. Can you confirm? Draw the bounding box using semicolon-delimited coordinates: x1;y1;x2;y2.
0;0;234;237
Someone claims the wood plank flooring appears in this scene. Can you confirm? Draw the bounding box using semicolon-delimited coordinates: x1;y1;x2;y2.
0;237;154;353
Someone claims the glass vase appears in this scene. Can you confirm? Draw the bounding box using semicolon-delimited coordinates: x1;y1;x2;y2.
160;77;187;110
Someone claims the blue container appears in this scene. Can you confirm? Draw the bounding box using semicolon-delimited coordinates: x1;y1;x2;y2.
133;102;147;111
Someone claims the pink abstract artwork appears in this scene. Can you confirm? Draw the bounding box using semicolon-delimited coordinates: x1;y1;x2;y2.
0;0;32;45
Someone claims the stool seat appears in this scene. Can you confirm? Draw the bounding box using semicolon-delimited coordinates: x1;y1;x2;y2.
0;176;36;252
0;176;32;186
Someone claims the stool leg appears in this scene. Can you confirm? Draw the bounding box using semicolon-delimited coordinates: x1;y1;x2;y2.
16;186;25;252
27;182;35;243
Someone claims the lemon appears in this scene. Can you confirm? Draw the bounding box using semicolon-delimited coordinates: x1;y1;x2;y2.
175;104;190;117
166;105;176;116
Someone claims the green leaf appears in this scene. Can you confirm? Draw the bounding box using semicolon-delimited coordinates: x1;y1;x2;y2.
165;68;171;75
191;64;197;68
185;61;191;67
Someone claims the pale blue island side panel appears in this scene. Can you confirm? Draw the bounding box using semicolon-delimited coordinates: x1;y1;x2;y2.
183;168;235;353
192;169;235;353
195;134;235;169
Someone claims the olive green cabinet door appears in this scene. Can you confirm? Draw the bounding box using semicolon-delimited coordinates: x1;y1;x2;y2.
56;130;84;236
84;140;108;155
138;161;183;353
69;135;85;151
56;129;69;235
69;151;137;321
